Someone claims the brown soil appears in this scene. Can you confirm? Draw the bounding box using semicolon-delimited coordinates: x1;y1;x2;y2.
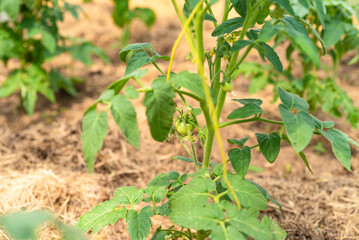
0;0;359;239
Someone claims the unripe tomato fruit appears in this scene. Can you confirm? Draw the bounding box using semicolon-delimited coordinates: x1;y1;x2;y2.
222;82;233;92
175;119;195;136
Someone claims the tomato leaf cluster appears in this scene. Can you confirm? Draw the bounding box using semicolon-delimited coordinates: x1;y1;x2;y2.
238;0;359;128
0;0;109;115
79;0;359;239
0;210;86;240
112;0;156;46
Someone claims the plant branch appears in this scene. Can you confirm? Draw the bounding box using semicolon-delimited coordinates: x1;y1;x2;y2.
160;229;192;239
174;89;203;101
219;117;284;128
167;0;203;80
152;62;165;75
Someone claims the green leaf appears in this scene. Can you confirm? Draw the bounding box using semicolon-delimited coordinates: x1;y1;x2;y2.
255;132;281;163
114;186;143;205
259;21;279;42
112;0;130;27
42;30;57;54
230;0;247;17
297;17;327;54
144;78;176;142
233;98;263;106
247;180;282;209
276;17;320;67
127;206;153;240
0;0;21;21
255;42;283;72
270;0;295;16
76;199;126;233
318;129;351;171
170;178;215;210
23;89;37;116
170;71;205;99
336;130;359;148
125;51;155;75
98;89;115;102
49;70;77;97
313;0;326;27
119;43;152;62
261;216;286;240
125;85;139;99
232;39;253;52
280;15;308;35
110;95;140;148
211;17;244;36
69;42;110;66
155;202;171;216
210;225;247;240
228;147;251;178
18;17;41;38
170;203;224;230
0;210;54;239
0;71;22;98
278;87;309;112
227;103;264;119
168;171;180;180
279;105;314;153
224;175;267;210
23;0;36;9
171;156;194;163
145;173;170;203
133;7;156;27
108;69;148;94
323;19;345;47
63;2;81;20
228;208;273;240
81;108;108;173
227;137;249;147
58;222;87;240
299;151;312;174
0;30;15;58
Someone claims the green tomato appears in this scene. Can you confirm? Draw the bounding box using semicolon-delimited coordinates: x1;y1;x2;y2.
175;119;195;136
222;82;233;92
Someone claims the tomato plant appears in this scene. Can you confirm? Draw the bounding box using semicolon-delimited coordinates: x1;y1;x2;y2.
0;210;86;240
78;0;359;239
112;0;156;47
0;0;109;115
238;0;359;128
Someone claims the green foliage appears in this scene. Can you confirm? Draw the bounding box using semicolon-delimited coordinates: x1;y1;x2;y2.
0;0;109;115
81;107;108;174
78;0;358;239
112;0;156;46
239;0;359;128
0;210;86;240
255;132;281;163
144;78;176;142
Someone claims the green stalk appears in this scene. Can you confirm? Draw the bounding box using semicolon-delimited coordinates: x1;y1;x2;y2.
204;0;255;166
174;89;203;101
160;229;192;239
212;1;231;94
228;40;259;77
219;117;284;128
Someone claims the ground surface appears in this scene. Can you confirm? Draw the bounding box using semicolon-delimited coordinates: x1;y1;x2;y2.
0;0;359;239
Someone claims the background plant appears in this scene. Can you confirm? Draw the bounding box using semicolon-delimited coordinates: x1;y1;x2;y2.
0;0;109;115
0;210;86;240
237;0;359;128
78;0;359;239
112;0;156;47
